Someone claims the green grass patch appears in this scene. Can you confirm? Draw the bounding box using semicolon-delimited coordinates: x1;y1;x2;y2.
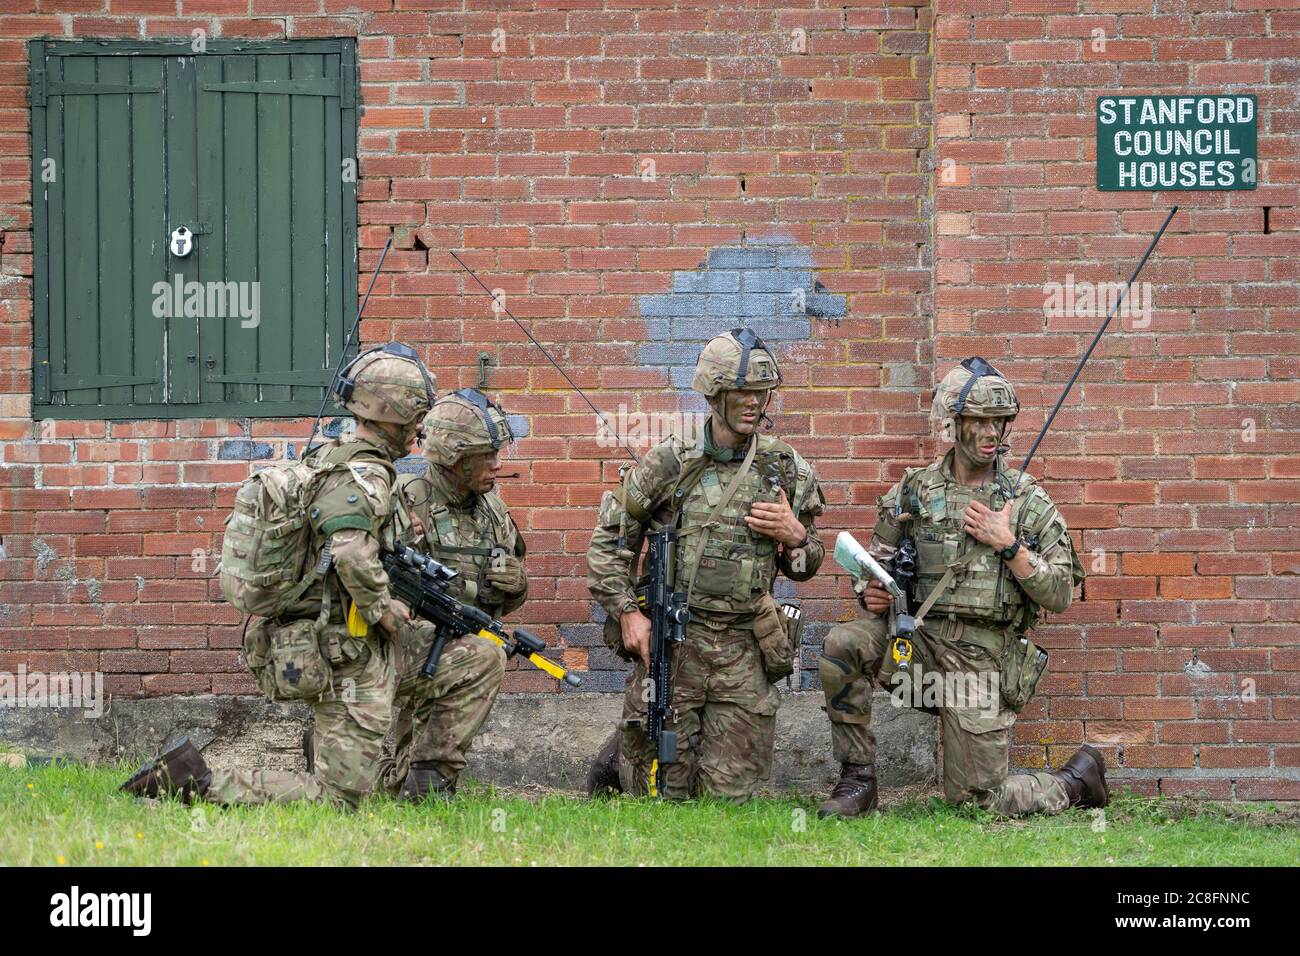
3;761;1296;866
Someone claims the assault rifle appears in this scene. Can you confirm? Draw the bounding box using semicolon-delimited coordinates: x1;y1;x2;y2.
623;529;689;798
380;543;580;687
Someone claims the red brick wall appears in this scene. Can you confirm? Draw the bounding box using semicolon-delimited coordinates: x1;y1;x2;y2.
933;0;1300;800
1;1;1297;799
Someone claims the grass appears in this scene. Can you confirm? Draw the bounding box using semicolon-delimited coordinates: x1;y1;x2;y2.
3;760;1297;866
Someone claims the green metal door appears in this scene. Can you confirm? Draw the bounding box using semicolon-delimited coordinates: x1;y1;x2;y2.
30;38;359;419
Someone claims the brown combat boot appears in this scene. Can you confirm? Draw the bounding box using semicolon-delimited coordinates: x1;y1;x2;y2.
398;762;456;803
1052;744;1109;809
586;730;623;798
818;763;878;819
120;737;211;803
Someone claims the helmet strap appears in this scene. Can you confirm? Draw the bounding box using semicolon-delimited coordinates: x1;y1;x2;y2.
951;355;1015;418
756;389;775;430
728;327;782;388
452;387;506;448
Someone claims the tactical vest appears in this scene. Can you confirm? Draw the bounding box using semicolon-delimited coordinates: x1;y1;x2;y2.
670;436;798;617
898;461;1039;628
397;473;511;612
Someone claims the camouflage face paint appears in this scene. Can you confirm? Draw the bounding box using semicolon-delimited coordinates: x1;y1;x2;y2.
714;388;767;439
955;415;1008;469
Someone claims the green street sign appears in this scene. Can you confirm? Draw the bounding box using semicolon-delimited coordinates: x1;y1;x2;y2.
1096;95;1257;191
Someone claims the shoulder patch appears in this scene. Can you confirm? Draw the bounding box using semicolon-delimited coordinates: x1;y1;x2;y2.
346;462;392;514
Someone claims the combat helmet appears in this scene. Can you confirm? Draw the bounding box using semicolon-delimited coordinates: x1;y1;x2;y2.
931;356;1020;437
421;388;514;467
691;327;782;397
332;341;435;424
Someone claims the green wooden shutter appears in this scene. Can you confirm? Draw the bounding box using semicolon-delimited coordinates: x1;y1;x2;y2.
31;39;359;420
31;42;166;407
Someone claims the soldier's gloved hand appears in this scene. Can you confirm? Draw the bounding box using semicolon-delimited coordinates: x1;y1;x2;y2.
854;578;892;617
484;553;527;597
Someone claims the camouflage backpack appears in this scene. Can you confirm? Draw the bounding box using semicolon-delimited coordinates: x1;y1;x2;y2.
220;453;377;617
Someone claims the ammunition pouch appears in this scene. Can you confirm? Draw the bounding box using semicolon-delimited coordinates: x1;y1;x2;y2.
266;619;333;701
752;592;794;683
999;634;1049;713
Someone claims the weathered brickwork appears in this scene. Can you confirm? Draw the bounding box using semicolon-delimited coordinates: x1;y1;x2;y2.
0;1;1296;798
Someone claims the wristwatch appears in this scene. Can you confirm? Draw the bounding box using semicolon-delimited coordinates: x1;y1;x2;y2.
998;539;1022;561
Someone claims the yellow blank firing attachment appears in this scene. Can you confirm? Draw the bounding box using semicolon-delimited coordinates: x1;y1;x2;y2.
649;758;659;799
892;637;913;673
474;629;581;687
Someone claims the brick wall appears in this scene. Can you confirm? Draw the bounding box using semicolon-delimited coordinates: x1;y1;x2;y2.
0;0;1297;799
932;0;1300;800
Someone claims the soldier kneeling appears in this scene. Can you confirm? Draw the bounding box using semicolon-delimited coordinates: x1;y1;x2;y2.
819;358;1105;819
122;343;434;808
377;389;524;802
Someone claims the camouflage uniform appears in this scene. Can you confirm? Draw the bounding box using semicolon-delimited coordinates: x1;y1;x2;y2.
588;331;825;801
205;343;434;809
377;389;522;796
820;359;1088;816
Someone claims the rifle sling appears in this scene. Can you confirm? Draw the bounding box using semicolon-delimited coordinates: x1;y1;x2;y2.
913;543;992;625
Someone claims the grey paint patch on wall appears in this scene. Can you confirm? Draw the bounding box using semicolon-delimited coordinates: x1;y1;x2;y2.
568;243;848;688
33;539;58;576
635;244;847;398
218;440;275;460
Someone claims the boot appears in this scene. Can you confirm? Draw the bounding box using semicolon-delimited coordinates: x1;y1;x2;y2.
303;725;315;775
818;763;878;819
120;737;211;803
586;730;623;798
398;762;456;803
1052;744;1109;809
